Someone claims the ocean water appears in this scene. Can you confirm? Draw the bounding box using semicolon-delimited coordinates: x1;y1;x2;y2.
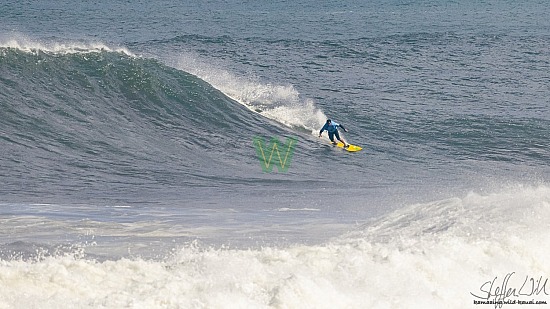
1;0;550;308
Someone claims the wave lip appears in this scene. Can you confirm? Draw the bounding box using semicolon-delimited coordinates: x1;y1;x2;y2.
0;37;134;56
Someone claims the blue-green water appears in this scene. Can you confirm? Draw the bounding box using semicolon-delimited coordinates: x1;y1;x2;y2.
1;1;549;307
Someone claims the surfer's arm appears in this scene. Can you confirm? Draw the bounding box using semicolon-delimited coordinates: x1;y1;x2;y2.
319;124;328;136
339;124;348;132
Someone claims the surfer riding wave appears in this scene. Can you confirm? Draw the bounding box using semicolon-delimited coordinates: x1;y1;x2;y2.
319;119;348;148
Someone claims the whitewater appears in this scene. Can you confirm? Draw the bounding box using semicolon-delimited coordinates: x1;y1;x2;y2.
1;185;549;308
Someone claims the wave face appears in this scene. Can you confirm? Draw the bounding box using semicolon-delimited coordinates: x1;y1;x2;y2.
0;45;317;202
1;185;549;308
3;42;548;203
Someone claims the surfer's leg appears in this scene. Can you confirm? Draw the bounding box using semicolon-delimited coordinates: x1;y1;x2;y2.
334;131;346;147
328;132;336;144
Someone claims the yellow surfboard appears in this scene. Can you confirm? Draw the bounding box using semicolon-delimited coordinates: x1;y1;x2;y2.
335;142;363;152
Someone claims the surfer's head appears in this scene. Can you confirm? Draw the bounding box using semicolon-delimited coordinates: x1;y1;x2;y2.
326;119;331;124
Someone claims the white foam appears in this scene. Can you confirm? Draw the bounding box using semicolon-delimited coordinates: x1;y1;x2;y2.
0;35;134;56
1;185;549;308
277;207;321;212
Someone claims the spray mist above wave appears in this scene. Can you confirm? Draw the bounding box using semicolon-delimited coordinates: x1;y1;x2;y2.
174;54;327;134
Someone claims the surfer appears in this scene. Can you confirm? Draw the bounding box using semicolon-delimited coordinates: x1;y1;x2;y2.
319;119;348;148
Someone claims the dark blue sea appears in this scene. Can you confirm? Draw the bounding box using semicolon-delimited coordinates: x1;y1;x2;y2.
1;1;549;307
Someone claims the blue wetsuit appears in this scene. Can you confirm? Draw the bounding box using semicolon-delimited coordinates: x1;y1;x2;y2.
319;121;346;143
